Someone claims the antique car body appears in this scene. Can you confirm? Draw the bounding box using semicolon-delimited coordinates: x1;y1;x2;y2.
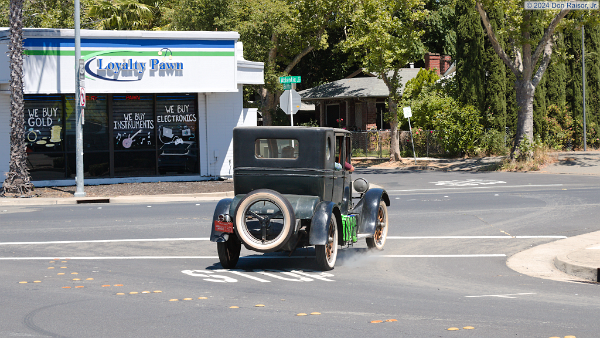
210;126;390;270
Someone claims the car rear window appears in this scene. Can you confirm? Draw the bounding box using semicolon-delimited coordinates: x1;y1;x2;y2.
255;139;299;159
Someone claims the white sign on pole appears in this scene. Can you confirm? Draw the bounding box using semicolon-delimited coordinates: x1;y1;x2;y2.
79;86;86;107
279;89;301;115
403;106;412;118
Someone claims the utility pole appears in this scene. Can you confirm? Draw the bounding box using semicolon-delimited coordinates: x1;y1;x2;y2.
74;0;85;197
582;25;587;151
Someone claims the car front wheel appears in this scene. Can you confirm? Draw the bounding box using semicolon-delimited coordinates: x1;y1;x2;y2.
315;215;338;271
366;201;388;250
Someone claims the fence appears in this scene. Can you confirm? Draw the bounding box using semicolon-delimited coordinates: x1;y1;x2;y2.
350;130;444;158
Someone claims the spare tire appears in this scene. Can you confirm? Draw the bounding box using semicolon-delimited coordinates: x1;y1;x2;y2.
234;189;295;252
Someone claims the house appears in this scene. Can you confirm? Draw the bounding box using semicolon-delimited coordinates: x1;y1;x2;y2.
298;53;451;131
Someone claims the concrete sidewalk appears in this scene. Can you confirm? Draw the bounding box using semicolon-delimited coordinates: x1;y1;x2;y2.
539;151;600;176
0;191;234;206
507;230;600;284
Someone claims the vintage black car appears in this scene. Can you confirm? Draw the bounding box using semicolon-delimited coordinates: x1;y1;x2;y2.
210;126;390;270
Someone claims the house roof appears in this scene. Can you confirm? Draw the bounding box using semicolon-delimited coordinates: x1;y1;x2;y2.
299;68;421;101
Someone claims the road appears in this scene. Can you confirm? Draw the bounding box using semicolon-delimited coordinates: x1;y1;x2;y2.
1;170;599;338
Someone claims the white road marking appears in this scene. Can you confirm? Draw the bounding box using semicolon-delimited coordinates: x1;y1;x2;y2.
466;293;536;299
0;238;211;245
587;245;600;250
387;184;563;193
0;254;508;260
431;179;506;186
181;269;335;283
181;270;238;283
386;236;567;239
220;269;271;282
254;269;313;282
0;235;567;246
0;256;220;260
377;254;506;258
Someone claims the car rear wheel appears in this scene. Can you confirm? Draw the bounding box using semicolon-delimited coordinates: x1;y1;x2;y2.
315;215;338;271
366;201;388;250
234;189;295;253
217;236;241;269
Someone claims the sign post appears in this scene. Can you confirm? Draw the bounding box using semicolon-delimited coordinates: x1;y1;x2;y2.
279;76;302;126
74;0;85;197
403;107;417;164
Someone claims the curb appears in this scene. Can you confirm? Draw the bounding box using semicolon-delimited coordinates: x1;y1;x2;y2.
0;191;235;206
554;253;599;283
507;230;600;284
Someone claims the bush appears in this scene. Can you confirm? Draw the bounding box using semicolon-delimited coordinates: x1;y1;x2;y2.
408;89;483;156
540;105;573;150
478;129;508;156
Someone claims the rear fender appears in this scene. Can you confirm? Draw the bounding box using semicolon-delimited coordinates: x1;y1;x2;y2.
357;188;390;235
309;201;341;245
210;198;234;242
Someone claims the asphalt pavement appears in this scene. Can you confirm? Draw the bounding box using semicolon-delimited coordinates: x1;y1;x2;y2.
2;151;599;284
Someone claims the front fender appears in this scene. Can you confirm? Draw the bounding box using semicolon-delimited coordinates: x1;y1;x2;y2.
309;201;339;245
356;188;389;235
210;198;233;242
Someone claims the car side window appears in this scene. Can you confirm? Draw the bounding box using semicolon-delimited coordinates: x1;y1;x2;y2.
255;139;299;159
335;135;345;165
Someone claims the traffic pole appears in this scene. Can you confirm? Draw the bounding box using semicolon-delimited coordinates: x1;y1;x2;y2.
582;25;587;151
289;84;294;127
74;0;85;197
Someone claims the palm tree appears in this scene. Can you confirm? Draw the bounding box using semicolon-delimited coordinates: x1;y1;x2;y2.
2;0;33;196
87;0;158;30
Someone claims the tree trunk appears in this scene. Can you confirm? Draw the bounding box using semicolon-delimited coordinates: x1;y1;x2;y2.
388;97;401;161
259;86;277;126
3;0;33;196
513;79;535;158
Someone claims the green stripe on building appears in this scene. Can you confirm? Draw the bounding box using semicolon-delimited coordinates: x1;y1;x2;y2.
24;50;234;57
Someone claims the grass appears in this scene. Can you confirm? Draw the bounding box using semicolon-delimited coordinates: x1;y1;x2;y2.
499;144;558;172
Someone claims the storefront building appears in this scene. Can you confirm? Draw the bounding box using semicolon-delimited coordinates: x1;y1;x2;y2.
0;29;263;186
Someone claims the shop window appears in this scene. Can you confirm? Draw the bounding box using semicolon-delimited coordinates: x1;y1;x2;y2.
26;153;66;181
66;95;109;151
156;94;199;175
24;95;64;153
114;151;156;177
113;95;155;151
66;152;110;178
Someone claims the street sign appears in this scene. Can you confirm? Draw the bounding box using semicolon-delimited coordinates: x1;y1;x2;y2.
283;83;293;90
80;87;86;107
403;106;412;118
280;89;301;115
279;76;301;84
78;58;85;80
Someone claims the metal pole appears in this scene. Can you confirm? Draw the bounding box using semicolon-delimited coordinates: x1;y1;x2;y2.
407;117;417;164
582;25;587;151
74;0;85;197
289;85;294;127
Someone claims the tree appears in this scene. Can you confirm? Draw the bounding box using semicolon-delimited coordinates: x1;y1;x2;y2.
342;0;425;161
475;1;571;157
168;0;335;126
455;0;485;112
87;0;164;30
3;0;33;196
421;0;457;57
